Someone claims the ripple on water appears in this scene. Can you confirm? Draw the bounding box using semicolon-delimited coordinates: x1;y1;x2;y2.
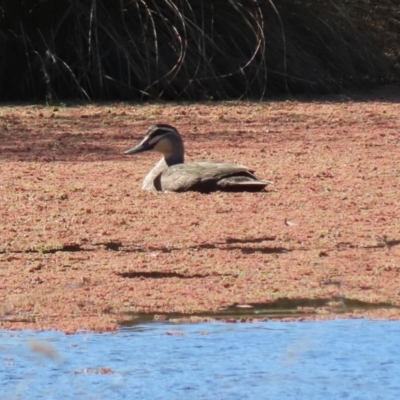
1;319;400;400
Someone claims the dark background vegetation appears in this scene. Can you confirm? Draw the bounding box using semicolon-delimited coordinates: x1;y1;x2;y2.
0;0;399;102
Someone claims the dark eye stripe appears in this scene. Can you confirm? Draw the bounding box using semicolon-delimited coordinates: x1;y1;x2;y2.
148;130;167;140
147;125;177;140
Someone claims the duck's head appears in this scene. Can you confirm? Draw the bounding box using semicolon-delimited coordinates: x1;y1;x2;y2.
124;124;184;163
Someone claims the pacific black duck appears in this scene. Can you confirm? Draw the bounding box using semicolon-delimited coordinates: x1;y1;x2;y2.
124;124;271;192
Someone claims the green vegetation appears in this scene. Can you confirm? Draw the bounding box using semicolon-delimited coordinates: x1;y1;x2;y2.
0;0;399;101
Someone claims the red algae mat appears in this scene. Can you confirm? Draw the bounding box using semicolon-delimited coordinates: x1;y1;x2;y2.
1;93;400;332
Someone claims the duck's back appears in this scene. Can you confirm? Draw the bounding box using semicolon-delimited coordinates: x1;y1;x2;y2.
156;161;269;192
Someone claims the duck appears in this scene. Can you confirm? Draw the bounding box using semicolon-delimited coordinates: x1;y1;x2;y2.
124;124;271;193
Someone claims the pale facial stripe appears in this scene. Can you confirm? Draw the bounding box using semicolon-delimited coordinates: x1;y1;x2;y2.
148;128;178;146
148;135;165;146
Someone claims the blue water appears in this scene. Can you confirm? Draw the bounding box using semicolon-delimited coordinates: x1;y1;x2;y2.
1;319;400;399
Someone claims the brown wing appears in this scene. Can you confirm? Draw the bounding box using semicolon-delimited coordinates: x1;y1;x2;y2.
159;162;268;192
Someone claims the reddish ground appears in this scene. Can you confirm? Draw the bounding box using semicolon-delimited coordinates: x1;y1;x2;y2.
1;89;400;332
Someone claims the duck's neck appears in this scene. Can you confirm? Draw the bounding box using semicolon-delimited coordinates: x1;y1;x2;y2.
164;140;184;166
142;140;185;191
142;152;184;191
164;151;184;166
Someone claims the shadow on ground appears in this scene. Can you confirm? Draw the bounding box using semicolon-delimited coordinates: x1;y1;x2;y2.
120;297;400;326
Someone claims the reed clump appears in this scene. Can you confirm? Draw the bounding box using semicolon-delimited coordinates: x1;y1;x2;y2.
0;0;398;101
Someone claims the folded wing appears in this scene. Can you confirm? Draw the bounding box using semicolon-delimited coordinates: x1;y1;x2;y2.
159;162;271;192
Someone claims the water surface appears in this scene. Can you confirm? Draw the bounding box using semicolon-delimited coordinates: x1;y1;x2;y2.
1;319;399;399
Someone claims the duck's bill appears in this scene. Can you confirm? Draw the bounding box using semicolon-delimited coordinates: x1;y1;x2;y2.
124;142;152;155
